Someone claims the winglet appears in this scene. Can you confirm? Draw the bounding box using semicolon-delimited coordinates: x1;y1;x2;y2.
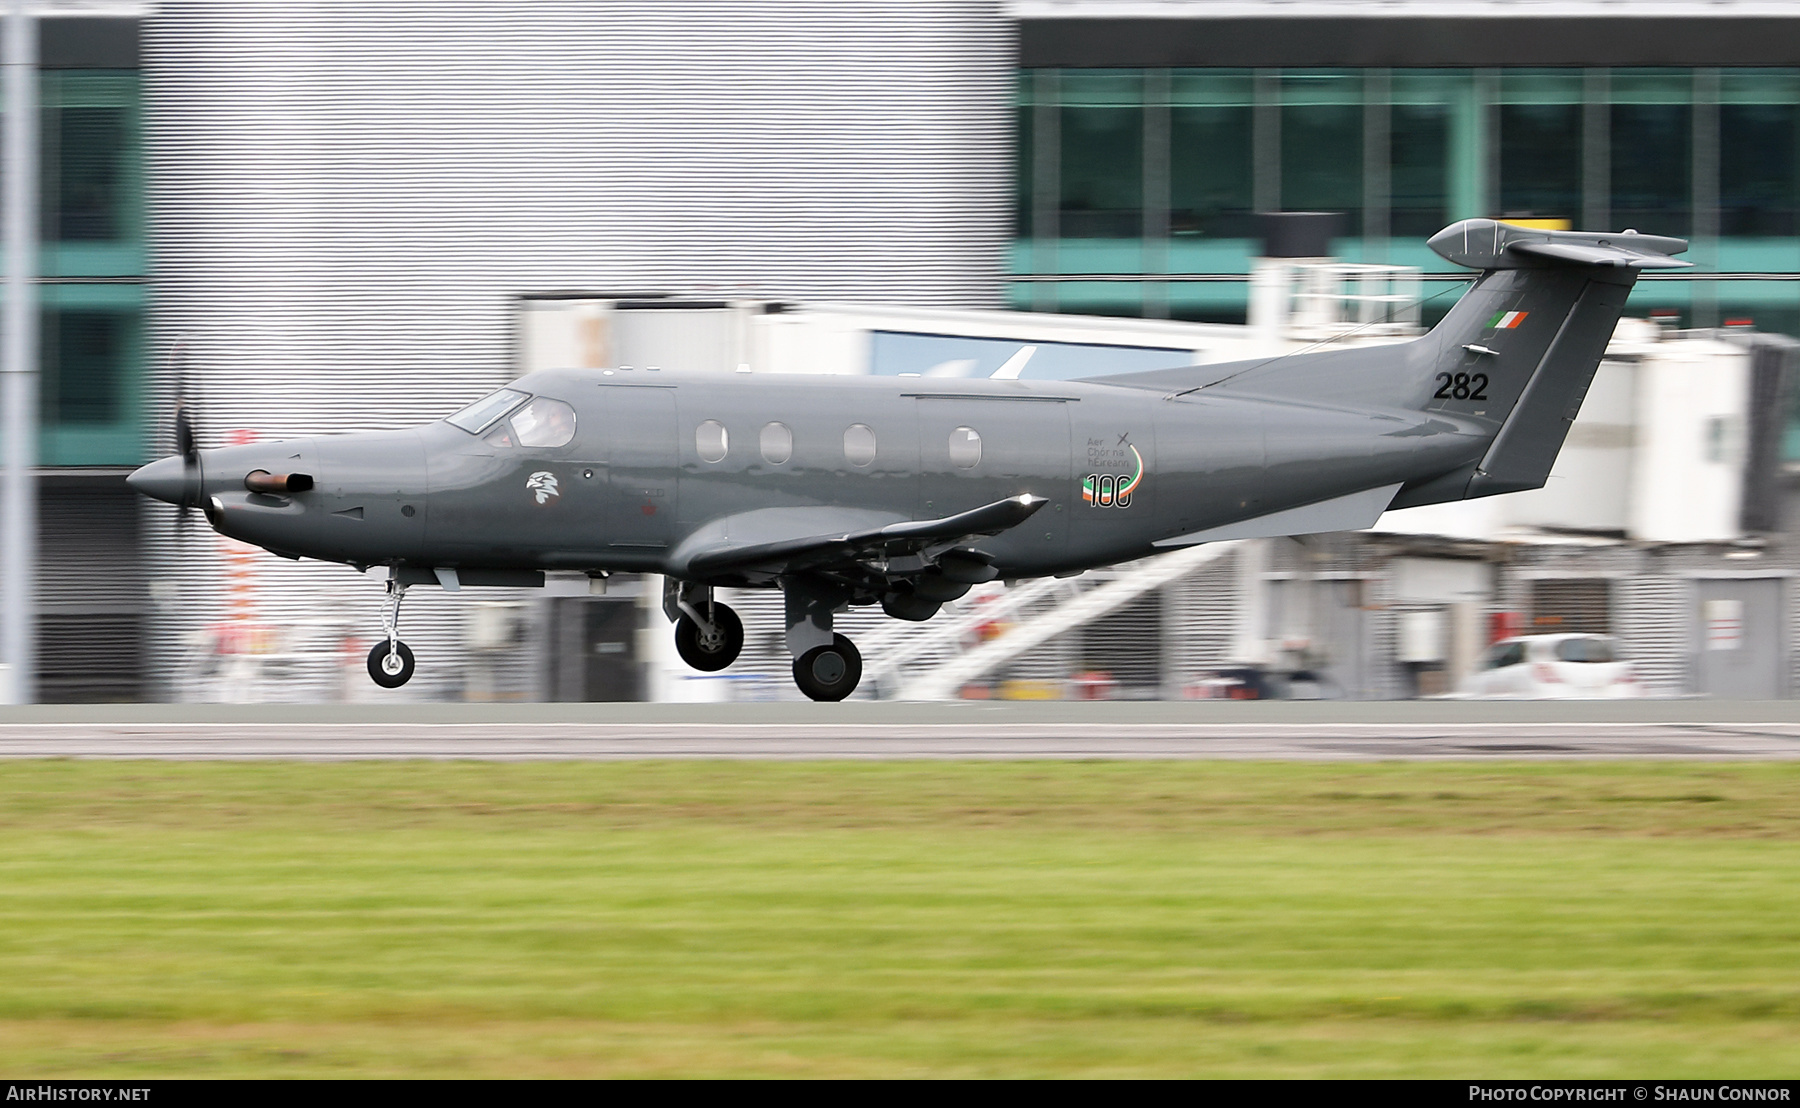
989;345;1038;380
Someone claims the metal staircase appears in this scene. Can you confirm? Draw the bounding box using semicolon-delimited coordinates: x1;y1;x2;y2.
857;573;1083;699
868;540;1241;700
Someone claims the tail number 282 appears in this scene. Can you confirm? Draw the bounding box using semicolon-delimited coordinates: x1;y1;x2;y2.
1434;372;1489;401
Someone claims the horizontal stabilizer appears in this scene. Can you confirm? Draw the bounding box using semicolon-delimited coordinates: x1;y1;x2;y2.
1429;218;1688;271
1506;241;1693;269
1153;483;1402;547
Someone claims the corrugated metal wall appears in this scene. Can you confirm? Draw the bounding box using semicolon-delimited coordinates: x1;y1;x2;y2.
1617;574;1687;693
40;475;145;703
1162;549;1239;694
141;0;1013;700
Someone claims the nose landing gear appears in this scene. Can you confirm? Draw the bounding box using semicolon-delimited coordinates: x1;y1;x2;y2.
367;578;415;688
673;595;745;672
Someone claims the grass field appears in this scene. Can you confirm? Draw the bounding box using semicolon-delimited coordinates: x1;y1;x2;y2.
3;759;1800;1077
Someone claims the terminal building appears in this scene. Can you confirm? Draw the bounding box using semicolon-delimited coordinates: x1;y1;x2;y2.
15;0;1800;701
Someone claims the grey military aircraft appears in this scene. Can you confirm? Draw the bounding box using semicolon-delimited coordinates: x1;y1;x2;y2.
129;219;1688;700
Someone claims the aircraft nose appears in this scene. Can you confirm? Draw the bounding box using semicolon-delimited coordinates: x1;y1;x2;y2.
126;454;196;506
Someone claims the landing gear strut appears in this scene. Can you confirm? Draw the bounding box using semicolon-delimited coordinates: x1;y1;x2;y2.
781;573;863;702
673;591;744;672
367;578;415;688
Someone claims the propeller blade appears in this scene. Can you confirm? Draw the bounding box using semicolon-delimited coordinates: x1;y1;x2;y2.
175;405;195;459
166;338;201;533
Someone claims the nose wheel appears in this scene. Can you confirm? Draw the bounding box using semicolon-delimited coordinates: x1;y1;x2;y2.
674;600;744;672
793;634;862;702
367;579;415;688
367;640;415;688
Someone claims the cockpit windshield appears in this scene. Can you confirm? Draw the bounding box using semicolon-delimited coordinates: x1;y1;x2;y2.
447;388;529;434
507;396;577;448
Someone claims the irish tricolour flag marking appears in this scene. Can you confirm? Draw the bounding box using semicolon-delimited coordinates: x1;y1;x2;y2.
1487;310;1529;330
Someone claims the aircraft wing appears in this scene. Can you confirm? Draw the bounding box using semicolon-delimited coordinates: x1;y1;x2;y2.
677;494;1048;581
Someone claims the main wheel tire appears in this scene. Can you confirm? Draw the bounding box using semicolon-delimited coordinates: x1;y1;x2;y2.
792;634;862;702
674;603;744;672
367;640;415;688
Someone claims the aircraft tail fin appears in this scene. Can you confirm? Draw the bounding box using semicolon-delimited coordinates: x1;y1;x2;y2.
1082;219;1688;508
1387;219;1689;506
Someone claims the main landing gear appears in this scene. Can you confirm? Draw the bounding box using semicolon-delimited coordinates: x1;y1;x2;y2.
666;577;864;701
793;635;862;702
367;578;415;688
780;574;862;702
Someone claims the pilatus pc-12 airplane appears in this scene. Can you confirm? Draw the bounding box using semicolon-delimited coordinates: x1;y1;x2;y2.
129;219;1688;700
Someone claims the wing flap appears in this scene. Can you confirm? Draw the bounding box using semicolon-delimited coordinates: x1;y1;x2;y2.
684;494;1048;579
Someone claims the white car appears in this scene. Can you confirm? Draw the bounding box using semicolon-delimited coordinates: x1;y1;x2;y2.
1459;633;1641;698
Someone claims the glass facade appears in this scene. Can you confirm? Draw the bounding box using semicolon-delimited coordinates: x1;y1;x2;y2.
37;69;145;466
1012;67;1800;340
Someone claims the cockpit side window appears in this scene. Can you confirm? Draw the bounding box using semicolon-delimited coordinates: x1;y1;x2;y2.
509;396;577;449
447;388;529;434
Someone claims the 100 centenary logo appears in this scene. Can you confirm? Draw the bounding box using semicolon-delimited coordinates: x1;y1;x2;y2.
1083;436;1143;509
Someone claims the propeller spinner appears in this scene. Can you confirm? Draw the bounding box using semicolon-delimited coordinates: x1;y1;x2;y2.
128;340;204;518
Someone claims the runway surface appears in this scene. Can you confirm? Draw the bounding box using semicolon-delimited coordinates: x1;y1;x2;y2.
5;702;1800;759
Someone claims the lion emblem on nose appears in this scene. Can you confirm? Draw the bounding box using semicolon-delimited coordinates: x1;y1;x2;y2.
526;471;559;505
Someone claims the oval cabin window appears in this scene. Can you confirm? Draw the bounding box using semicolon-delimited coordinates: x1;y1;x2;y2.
949;426;981;469
760;421;793;465
843;423;877;467
696;419;729;463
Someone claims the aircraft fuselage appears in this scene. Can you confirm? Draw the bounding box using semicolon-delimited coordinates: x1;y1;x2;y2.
183;367;1484;583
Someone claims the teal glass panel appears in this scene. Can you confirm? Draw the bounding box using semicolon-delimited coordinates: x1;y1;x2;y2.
1390;70;1470;106
1611;69;1692;105
1016;91;1034;237
1720;69;1800;105
1392;101;1450;237
1612;102;1691;236
1500;102;1581;222
1392;70;1480;224
48;105;123;241
1498;70;1584;105
1279;69;1362;106
1169;71;1253;239
1050;280;1150;318
44;309;127;424
1718;237;1800;272
1166;237;1255;275
1171;121;1251;238
36;290;144;466
1166;281;1251;324
1721;103;1798;235
1169;70;1253;107
1059;71;1143;239
1281;71;1362;234
38;72;142;274
1055;237;1142;276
